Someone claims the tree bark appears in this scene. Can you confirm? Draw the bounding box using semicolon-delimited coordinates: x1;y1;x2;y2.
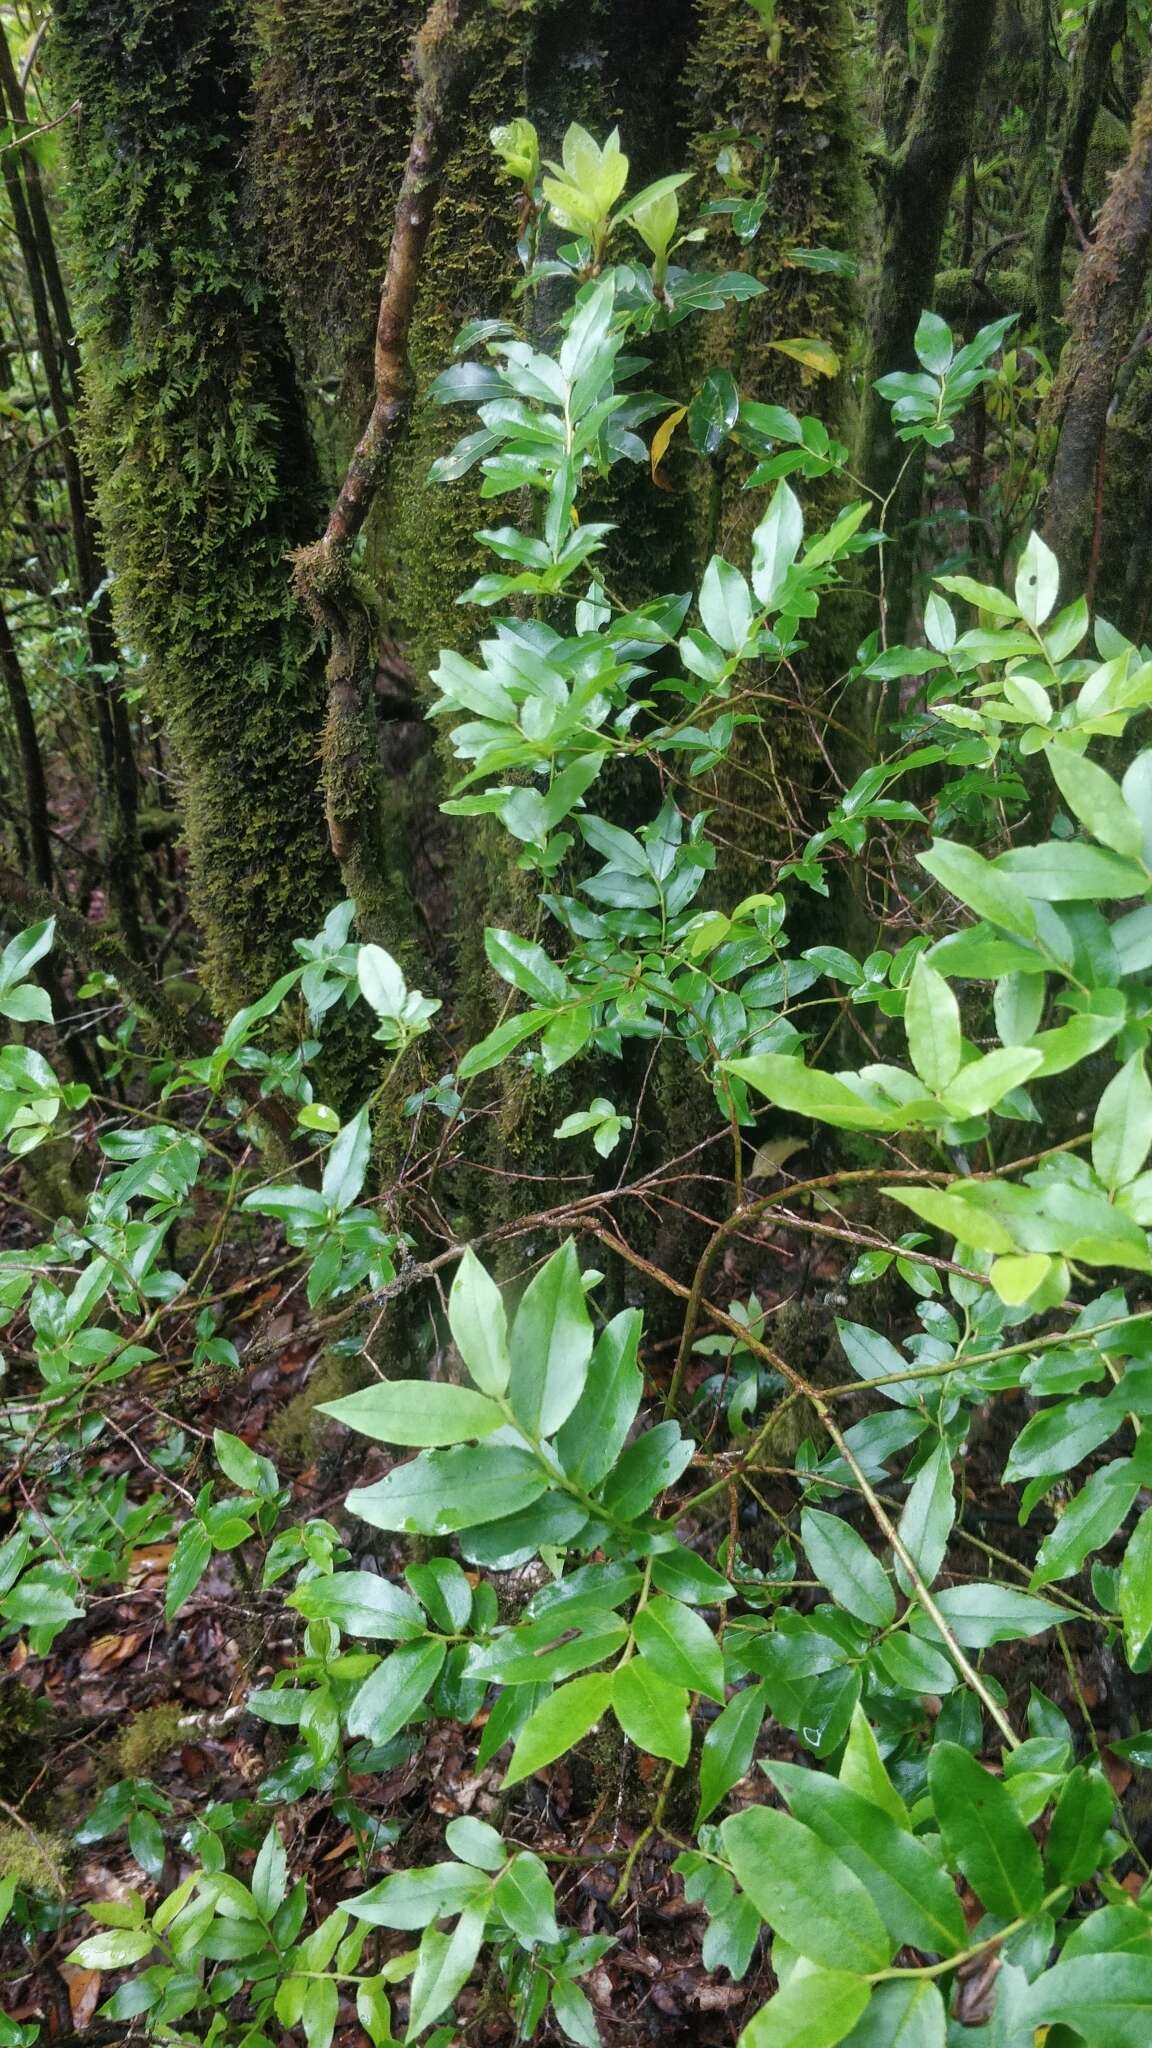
1034;0;1128;340
857;0;1000;528
1043;60;1152;589
0;594;54;889
49;0;342;1009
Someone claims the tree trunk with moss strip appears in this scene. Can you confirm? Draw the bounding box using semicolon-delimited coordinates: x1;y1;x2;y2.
48;0;342;1011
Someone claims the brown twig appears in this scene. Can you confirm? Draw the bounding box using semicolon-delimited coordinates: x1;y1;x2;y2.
293;0;482;930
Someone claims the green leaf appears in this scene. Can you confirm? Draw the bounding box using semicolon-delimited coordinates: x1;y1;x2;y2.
213;1429;278;1497
321;1106;371;1212
347;1447;548;1535
840;1978;947;2047
358;944;407;1017
600;1420;694;1518
164;1521;211;1622
407;1904;487;2038
766;1763;966;1956
904;956;961;1092
1023;1955;1152;2047
696;1683;765;1825
347;1638;447;1744
1048;745;1145;860
838;1707;909;1826
1046;1765;1114;1886
751;482;804;608
996;840;1148;900
699;555;753;653
555;1309;643;1488
725;1054;909;1132
484;928;570;1004
895;1442;954;1594
508;1239;594;1437
318;1379;505;1447
1093;1055;1152;1190
1032;1459;1140;1588
612;1656;691;1764
346;1863;488;1929
1120;1506;1152;1668
493;1852;561;1946
942;1045;1042;1118
448;1249;511;1398
1015;531;1059;627
68;1928;155;1969
650;1546;734;1605
927;1741;1044;1918
288;1571;427;1640
445;1816;506;1870
742;1967;872;2047
633;1596;726;1701
252;1824;288;1919
917;1582;1072;1647
503;1674;614;1788
458;1008;554;1078
720;1805;892;1973
918;840;1036;940
800;1509;895;1629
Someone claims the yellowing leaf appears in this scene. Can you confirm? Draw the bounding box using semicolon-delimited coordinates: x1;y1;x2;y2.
650;405;687;483
768;336;841;378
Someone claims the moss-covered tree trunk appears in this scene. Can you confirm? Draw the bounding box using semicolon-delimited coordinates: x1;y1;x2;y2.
49;0;341;1009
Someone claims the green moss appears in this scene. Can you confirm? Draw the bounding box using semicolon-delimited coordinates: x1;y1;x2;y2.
49;0;342;1011
0;1824;68;1896
265;1347;365;1466
115;1701;186;1778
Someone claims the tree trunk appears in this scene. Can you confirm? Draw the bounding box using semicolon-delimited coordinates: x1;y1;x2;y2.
1034;0;1128;341
0;594;54;889
48;0;342;1009
1043;60;1152;590
856;0;1000;632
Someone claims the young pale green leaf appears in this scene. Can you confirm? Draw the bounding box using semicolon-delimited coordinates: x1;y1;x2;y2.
357;944;407;1018
321;1106;371;1212
751;482;804;608
895;1442;954;1595
742;1966;872;2047
699;555;754;654
766;1762;966;1956
993;970;1046;1045
941;1045;1042;1118
1120;1506;1152;1669
725;1054;909;1133
1093;1054;1152;1190
928;1741;1044;1918
68;1928;155;1970
444;1816;506;1871
448;1249;511;1398
252;1824;288;1920
319;1379;505;1447
632;1596;725;1701
502;1673;614;1787
720;1804;892;1974
904;956;961;1092
1014;531;1059;627
508;1239;594;1437
917;840;1036;940
800;1509;895;1629
695;1683;765;1825
612;1656;691;1764
1047;744;1146;860
996;839;1147;901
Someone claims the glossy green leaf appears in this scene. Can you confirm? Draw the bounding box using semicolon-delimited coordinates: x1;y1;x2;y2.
347;1446;548;1535
928;1741;1044;1918
696;1683;766;1825
1023;1955;1152;2047
555;1308;643;1488
508;1239;594;1436
840;1978;946;2047
633;1596;726;1701
800;1509;895;1629
347;1638;447;1744
318;1379;505;1447
493;1852;561;1946
766;1762;966;1955
448;1249;511;1397
407;1904;487;2037
904;956;961;1092
720;1804;891;1973
503;1674;614;1788
1120;1506;1152;1668
289;1571;427;1640
612;1656;691;1764
742;1967;871;2047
